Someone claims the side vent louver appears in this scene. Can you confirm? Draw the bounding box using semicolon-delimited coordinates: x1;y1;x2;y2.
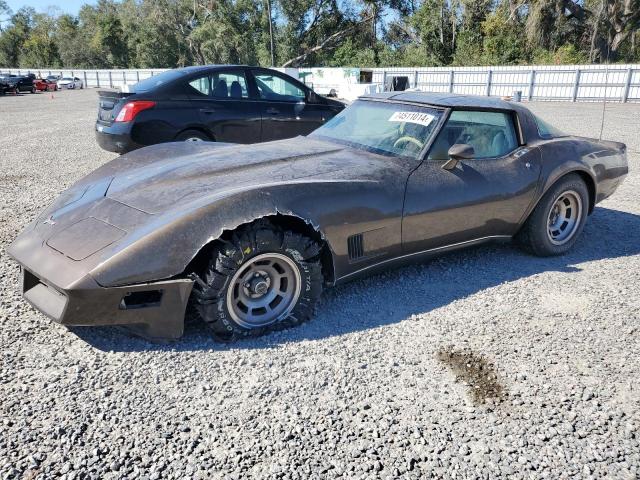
348;233;364;260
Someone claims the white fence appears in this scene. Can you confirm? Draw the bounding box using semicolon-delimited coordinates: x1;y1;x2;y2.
366;64;640;102
3;64;640;102
0;68;168;89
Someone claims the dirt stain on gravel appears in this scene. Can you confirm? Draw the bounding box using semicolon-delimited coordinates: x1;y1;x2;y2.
437;346;507;405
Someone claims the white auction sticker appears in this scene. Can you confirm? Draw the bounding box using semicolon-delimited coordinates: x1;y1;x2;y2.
388;111;435;127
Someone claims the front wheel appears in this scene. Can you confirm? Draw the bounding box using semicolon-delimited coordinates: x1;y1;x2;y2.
517;173;589;256
191;220;324;341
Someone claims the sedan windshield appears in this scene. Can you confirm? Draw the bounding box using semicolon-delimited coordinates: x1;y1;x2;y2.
311;100;443;159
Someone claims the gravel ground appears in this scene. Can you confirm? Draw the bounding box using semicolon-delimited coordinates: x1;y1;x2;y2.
1;90;639;479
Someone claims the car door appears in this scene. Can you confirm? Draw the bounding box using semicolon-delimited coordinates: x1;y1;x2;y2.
187;69;261;144
250;69;326;141
402;109;542;252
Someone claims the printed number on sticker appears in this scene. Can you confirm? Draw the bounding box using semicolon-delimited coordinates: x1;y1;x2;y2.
388;111;435;127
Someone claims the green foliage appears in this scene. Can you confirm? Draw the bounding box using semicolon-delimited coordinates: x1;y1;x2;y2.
532;44;589;65
0;0;637;69
480;4;529;65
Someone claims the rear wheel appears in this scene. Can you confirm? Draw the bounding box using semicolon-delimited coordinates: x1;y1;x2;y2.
175;129;210;143
190;220;324;341
30;87;36;94
517;173;589;256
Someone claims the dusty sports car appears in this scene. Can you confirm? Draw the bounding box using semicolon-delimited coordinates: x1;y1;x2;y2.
9;92;628;341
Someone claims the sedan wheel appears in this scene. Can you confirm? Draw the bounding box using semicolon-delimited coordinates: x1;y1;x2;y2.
174;129;210;143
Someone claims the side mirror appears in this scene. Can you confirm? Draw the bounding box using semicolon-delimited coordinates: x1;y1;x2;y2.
442;143;474;170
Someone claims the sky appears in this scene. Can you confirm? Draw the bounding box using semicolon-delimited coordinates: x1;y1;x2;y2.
5;0;95;16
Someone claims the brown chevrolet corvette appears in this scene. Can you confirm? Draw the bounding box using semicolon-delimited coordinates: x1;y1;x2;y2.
8;92;628;341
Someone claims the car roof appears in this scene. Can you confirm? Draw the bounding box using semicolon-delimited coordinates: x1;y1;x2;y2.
175;64;248;74
360;91;521;111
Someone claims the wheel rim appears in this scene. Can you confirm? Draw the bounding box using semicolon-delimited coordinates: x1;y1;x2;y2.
547;190;582;245
184;137;203;142
226;253;301;328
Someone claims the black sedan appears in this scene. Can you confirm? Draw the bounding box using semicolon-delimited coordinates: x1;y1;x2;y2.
95;65;345;153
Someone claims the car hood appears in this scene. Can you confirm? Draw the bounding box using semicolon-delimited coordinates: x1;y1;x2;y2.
101;137;353;214
9;136;400;288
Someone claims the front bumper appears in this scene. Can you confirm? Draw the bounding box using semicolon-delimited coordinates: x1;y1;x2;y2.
15;261;193;341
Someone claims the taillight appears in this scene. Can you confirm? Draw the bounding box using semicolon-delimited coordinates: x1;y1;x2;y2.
114;101;156;122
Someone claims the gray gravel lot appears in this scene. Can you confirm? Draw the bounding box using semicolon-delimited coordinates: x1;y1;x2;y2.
1;90;639;479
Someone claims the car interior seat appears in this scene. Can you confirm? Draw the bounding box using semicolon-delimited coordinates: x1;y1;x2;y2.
213;79;228;98
229;81;243;98
490;131;508;157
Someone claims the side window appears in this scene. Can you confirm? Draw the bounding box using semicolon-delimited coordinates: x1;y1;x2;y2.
428;110;518;160
187;75;210;97
211;71;249;99
534;115;566;138
254;72;306;102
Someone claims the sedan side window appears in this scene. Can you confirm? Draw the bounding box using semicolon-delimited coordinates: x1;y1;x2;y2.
188;75;210;97
428;110;518;160
211;71;249;99
254;72;306;102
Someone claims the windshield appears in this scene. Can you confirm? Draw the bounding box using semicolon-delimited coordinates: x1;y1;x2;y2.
131;69;185;92
311;100;443;159
61;77;73;81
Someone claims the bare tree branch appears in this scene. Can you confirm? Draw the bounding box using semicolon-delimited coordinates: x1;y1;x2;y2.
281;14;374;67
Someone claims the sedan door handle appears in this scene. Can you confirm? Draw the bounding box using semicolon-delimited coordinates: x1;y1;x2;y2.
200;109;216;114
266;108;280;115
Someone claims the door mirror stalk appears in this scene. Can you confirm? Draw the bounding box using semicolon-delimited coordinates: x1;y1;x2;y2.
442;144;474;170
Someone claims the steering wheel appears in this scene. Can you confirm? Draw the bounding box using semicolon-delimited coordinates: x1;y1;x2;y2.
393;136;424;150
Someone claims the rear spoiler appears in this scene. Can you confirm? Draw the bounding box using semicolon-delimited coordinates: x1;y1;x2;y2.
97;89;133;100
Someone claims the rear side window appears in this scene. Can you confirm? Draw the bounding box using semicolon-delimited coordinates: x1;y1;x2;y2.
428;110;518;160
211;71;249;99
535;115;566;138
188;75;210;97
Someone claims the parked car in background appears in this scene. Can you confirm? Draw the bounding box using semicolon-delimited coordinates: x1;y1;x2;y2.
95;65;345;153
57;77;83;89
34;77;58;91
0;74;36;94
0;75;11;94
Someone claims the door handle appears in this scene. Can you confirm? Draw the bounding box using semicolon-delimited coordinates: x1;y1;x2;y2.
200;109;216;114
266;108;280;115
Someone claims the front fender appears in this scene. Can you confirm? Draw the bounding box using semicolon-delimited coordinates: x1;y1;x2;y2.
89;179;374;287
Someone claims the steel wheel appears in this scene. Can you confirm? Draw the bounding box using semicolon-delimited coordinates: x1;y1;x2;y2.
547;190;582;245
226;253;301;329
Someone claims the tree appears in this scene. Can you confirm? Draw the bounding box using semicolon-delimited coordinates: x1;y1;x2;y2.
19;12;60;67
0;7;34;67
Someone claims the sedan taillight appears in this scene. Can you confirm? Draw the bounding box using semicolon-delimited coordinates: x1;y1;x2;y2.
114;101;156;122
